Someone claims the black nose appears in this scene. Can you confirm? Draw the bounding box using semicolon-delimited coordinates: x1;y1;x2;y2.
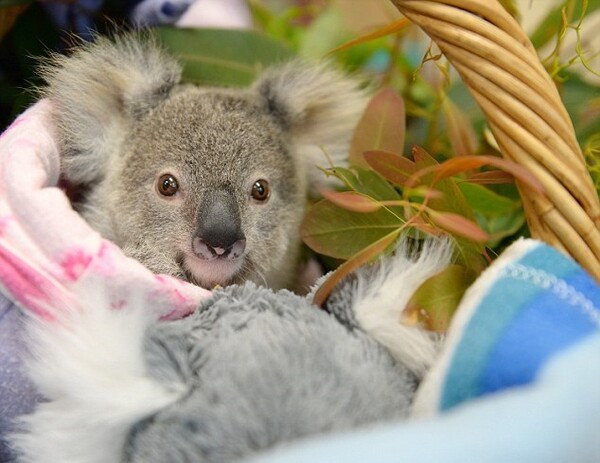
193;192;246;260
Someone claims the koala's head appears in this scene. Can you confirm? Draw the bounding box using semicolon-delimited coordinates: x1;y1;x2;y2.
42;34;365;290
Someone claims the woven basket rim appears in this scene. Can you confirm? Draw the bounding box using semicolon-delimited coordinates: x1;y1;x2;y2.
390;0;600;280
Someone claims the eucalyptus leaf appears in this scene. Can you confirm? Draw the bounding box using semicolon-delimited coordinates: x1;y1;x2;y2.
459;183;525;247
312;229;401;306
332;166;402;201
497;0;519;18
412;148;486;270
561;71;600;141
405;264;476;332
412;147;475;220
301;199;404;260
298;7;346;59
441;98;478;156
530;0;600;50
154;27;294;87
349;87;406;167
476;209;526;248
530;3;568;50
458;182;517;216
363;150;416;187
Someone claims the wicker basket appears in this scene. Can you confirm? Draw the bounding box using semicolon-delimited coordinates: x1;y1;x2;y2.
389;0;600;281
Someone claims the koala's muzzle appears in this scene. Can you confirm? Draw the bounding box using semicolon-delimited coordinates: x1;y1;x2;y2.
193;192;246;261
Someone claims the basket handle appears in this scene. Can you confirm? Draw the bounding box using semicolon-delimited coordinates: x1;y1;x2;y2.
389;0;600;280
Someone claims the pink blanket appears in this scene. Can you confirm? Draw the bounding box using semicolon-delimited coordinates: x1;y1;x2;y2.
0;100;211;461
0;99;211;321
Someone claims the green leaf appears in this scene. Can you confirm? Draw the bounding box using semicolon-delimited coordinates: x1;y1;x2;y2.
530;3;567;50
411;147;474;219
154;27;294;87
459;182;525;247
250;5;305;51
349;87;406;167
530;0;600;50
331;166;402;202
312;229;401;306
405;265;476;332
479;208;526;248
584;133;600;194
363;150;416;187
298;7;346;59
498;0;519;18
411;147;487;271
458;182;518;216
301;199;404;260
441;98;478;156
561;71;600;141
327;17;410;56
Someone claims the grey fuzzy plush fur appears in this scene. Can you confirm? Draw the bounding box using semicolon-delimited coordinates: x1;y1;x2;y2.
42;33;366;290
10;239;449;463
123;283;418;462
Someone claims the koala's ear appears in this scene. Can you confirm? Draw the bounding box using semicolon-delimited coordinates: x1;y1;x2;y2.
41;33;181;185
253;61;367;180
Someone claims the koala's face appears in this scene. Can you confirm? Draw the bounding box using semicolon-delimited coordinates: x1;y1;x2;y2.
104;88;306;289
46;34;365;290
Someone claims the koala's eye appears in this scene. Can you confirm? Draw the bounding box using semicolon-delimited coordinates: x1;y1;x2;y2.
251;179;270;202
157;174;179;197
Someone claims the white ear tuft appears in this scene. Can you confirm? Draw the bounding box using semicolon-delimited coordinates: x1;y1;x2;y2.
254;60;368;185
41;33;182;185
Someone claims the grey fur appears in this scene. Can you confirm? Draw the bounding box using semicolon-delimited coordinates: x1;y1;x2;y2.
42;33;366;290
124;283;418;462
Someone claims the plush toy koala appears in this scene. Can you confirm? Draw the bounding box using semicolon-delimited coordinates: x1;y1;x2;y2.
42;34;365;290
11;240;448;463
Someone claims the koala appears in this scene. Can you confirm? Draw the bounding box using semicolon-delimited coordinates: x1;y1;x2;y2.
42;33;365;290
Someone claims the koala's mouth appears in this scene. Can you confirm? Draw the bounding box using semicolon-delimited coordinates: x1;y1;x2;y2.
178;252;248;289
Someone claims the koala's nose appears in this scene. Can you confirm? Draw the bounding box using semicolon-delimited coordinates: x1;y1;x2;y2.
193;236;246;260
193;193;246;260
